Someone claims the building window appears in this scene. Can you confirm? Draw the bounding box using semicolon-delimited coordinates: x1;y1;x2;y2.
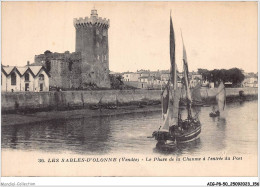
96;30;99;35
96;42;99;48
104;55;107;60
39;74;44;80
11;72;16;85
97;55;100;60
25;73;30;81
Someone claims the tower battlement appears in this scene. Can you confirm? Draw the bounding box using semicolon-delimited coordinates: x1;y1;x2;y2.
73;9;110;29
73;17;109;28
74;8;111;88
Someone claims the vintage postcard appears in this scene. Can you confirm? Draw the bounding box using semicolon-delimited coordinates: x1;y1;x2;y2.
1;1;258;181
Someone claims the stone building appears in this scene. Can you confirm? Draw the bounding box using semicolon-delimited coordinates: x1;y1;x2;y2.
34;51;82;89
123;72;141;82
33;8;110;89
242;73;258;88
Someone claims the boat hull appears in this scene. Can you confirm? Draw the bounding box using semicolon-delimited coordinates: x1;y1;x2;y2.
152;122;201;144
175;125;201;143
209;111;220;117
152;131;175;143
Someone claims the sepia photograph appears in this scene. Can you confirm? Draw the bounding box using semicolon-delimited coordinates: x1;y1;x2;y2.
1;1;258;182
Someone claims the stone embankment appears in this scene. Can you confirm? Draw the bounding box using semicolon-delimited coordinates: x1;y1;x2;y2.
1;87;257;126
1;87;257;113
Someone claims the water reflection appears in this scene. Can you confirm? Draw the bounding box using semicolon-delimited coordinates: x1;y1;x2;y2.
153;138;202;155
1;100;258;156
2;117;112;154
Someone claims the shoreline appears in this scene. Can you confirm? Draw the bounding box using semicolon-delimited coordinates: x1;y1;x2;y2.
1;104;162;126
1;95;257;126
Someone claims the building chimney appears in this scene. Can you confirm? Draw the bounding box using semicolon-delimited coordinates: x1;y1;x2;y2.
27;61;30;66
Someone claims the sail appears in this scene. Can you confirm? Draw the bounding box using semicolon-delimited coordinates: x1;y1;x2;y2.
169;14;179;126
216;82;226;114
192;84;202;103
161;85;170;131
170;16;177;90
171;88;180;126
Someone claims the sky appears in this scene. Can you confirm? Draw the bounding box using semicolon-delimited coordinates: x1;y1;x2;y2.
2;2;258;73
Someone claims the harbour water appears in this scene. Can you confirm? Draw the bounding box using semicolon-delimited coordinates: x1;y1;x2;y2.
1;100;258;156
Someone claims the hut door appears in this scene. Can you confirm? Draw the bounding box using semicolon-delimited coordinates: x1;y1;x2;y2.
25;83;29;91
40;83;43;91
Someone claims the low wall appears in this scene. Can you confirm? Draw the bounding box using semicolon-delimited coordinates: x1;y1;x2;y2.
1;87;258;112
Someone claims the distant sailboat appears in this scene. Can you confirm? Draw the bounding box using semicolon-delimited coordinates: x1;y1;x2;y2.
191;84;203;106
203;88;211;107
209;82;226;117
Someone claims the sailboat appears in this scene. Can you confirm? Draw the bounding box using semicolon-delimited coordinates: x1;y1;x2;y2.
151;14;201;145
203;88;211;107
209;82;226;117
192;84;211;107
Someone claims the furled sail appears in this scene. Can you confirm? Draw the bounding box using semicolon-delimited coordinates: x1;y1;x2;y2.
182;43;192;102
171;88;180;125
161;85;170;131
216;82;226;114
181;32;192;119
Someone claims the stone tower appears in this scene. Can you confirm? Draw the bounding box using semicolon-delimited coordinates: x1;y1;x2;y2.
74;8;110;88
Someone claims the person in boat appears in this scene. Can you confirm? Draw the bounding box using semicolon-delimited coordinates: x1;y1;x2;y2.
169;124;178;136
191;116;199;125
211;106;220;116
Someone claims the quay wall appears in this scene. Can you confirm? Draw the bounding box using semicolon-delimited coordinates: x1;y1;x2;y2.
1;87;258;112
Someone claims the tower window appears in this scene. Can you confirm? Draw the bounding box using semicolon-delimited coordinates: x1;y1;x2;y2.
96;42;99;48
103;30;107;36
11;72;16;85
104;55;107;60
97;55;100;60
68;61;73;71
96;30;99;35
